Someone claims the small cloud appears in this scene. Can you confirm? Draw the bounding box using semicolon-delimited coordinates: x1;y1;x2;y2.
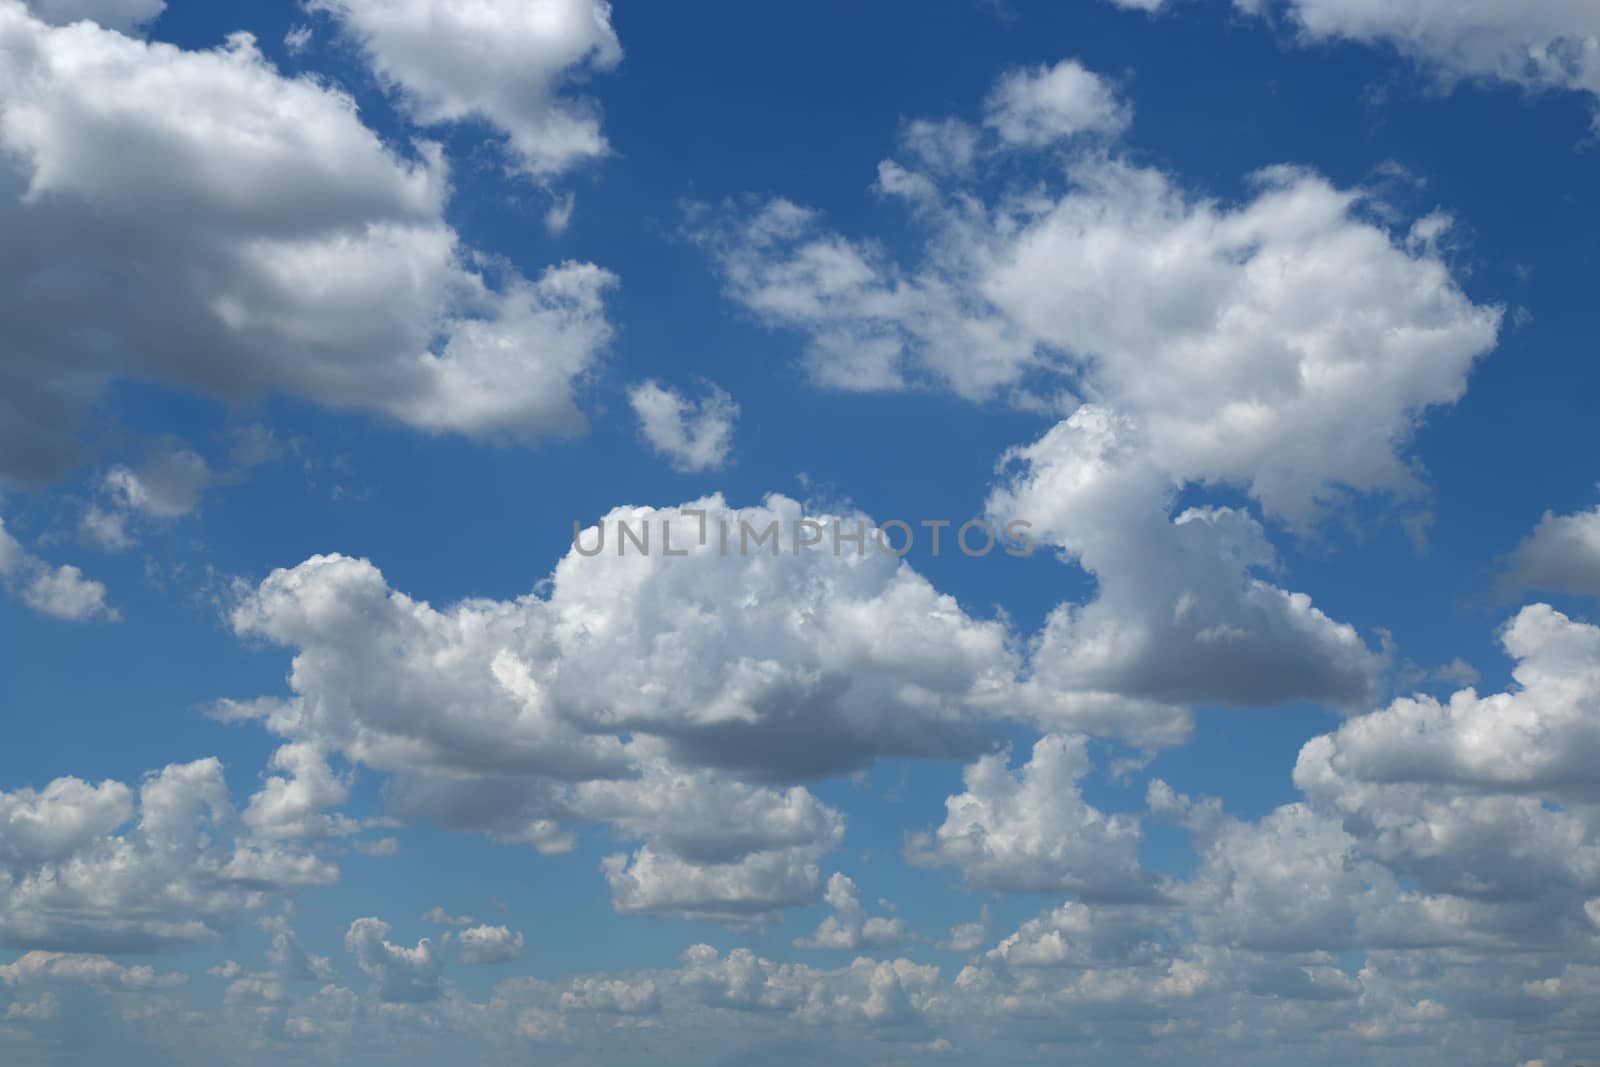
104;443;212;519
1;515;118;622
456;924;525;965
421;907;475;928
628;380;739;473
545;192;576;234
79;505;133;552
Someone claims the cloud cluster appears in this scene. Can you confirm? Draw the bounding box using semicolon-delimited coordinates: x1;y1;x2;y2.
908;735;1147;898
3;22;1591;1065
221;494;1018;920
0;759;334;952
698;56;1488;748
704;69;1500;526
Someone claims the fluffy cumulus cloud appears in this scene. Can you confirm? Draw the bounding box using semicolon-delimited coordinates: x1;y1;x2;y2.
908;735;1147;898
627;379;740;472
602;842;836;925
0;515;116;621
101;444;212;521
308;0;621;177
1237;0;1600;103
793;873;912;952
0;759;334;952
700;57;1488;752
989;407;1387;743
0;2;615;487
455;925;524;965
1133;601;1600;963
1504;500;1600;600
1286;609;1600;955
241;742;359;841
345;918;442;1003
7;22;1598;1067
1108;0;1600;113
983;59;1131;145
678;944;942;1028
227;495;1015;781
221;494;1017;920
1298;605;1600;798
704;65;1501;526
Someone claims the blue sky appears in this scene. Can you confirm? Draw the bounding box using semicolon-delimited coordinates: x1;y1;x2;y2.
2;0;1600;1064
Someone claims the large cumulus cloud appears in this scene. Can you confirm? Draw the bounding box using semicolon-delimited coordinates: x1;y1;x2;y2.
0;1;615;486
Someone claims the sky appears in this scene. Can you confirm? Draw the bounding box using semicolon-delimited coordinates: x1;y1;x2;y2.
1;0;1599;1064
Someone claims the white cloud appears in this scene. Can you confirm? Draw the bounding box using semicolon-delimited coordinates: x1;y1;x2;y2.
309;0;621;177
982;161;1499;526
1504;500;1600;600
983;59;1131;145
558;976;660;1015
221;494;1025;919
1119;604;1600;961
13;560;115;621
908;735;1147;897
0;3;616;486
702;195;1034;398
794;873;912;952
1297;605;1600;797
0;777;131;867
679;944;941;1028
345;918;441;1003
455;924;524;965
602;842;832;925
0;951;184;991
899;118;980;176
704;61;1466;744
77;506;132;552
628;380;740;472
703;65;1475;738
103;447;211;519
421;907;474;928
241;742;358;840
573;762;845;866
940;909;990;954
1151;782;1372;952
1239;0;1600;103
990;407;1386;741
267;926;337;984
0;759;334;952
227;495;1015;783
0;514;116;621
706;65;1501;527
